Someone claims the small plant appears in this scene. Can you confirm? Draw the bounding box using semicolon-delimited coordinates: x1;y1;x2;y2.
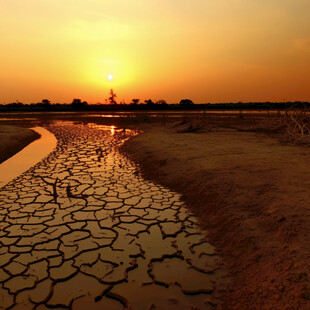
284;109;310;142
262;106;310;143
108;89;117;105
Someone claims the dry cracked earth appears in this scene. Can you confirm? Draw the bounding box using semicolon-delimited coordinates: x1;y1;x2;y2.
0;122;227;310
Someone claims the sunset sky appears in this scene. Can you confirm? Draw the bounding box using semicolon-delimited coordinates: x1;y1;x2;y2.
1;0;310;104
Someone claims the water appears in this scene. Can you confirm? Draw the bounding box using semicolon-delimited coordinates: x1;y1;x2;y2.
0;122;227;309
0;127;57;188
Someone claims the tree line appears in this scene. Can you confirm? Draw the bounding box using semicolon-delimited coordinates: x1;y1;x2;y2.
0;89;309;111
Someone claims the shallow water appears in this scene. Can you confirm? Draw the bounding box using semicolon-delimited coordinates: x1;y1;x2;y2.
0;127;57;188
0;122;227;309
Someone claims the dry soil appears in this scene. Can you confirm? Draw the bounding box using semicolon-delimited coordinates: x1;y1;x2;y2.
122;124;310;309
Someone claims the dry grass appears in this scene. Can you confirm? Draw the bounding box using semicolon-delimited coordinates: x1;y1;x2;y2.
168;109;310;144
261;109;310;143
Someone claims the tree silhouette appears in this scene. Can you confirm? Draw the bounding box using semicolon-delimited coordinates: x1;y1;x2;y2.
41;99;51;107
180;99;194;106
131;99;140;105
145;99;154;106
156;99;167;106
108;89;117;105
71;98;88;110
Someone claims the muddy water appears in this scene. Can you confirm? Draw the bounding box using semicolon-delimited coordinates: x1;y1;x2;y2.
0;122;227;310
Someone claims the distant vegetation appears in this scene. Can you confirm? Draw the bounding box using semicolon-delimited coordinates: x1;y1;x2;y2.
0;89;309;112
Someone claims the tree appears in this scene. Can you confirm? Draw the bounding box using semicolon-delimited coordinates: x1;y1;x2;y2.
41;99;51;107
145;99;154;106
131;99;140;105
108;89;117;105
180;99;194;106
156;99;167;106
71;98;88;110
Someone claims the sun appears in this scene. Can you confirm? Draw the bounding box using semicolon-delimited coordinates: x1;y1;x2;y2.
107;74;113;80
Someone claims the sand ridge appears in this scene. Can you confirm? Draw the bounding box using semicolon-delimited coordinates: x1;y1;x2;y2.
122;124;310;309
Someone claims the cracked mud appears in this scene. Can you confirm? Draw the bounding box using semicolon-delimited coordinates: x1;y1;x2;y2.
0;122;227;310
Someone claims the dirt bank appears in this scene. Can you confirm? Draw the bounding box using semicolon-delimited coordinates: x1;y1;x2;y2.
0;125;40;164
122;124;310;309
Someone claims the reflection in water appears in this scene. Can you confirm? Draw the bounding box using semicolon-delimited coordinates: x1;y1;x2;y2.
0;127;57;188
0;118;38;121
86;123;130;135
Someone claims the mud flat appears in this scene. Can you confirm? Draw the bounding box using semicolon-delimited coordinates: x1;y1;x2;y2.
122;124;310;309
0;125;40;164
0;122;229;309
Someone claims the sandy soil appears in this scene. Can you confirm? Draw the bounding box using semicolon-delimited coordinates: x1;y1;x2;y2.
122;124;310;309
0;125;40;164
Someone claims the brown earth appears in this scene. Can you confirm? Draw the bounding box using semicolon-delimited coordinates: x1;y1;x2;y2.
0;125;40;164
122;124;310;309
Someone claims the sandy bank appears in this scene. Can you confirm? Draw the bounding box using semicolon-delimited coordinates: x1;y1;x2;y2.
122;124;310;309
0;125;41;164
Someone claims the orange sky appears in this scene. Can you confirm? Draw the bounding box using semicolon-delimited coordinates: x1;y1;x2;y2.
1;0;310;104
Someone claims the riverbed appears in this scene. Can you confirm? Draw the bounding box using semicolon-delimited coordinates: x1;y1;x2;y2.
0;121;227;309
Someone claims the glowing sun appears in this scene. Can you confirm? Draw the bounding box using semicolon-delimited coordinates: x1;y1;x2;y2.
107;74;113;80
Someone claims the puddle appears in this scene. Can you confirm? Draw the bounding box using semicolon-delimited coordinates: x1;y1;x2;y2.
0;127;57;188
0;122;228;309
